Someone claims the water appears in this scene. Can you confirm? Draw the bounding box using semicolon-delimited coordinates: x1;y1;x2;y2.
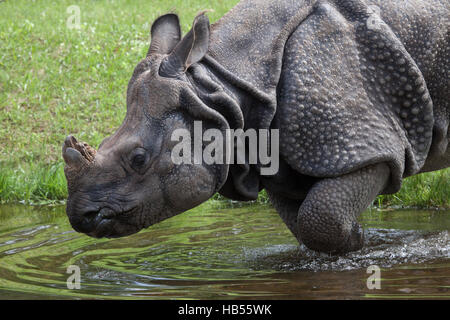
0;203;448;299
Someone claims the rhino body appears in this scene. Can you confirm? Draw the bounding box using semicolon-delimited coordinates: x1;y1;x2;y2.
63;0;449;254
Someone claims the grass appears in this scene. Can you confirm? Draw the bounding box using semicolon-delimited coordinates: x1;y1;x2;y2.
0;0;448;208
0;162;66;204
376;170;450;209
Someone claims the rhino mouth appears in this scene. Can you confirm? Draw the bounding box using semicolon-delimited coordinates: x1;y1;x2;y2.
69;206;142;238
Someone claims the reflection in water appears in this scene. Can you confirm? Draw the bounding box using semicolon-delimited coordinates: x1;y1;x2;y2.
0;203;448;299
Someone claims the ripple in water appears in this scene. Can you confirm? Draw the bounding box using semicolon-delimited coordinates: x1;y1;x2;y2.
0;204;448;299
245;229;449;272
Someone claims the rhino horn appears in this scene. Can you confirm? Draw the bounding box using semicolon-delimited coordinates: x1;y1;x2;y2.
63;147;86;169
62;135;96;169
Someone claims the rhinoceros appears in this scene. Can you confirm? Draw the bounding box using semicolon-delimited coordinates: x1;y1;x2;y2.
62;0;449;254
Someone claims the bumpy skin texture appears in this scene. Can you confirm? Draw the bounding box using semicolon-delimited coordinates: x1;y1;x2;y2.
277;0;443;187
297;163;390;253
63;0;449;254
212;0;448;253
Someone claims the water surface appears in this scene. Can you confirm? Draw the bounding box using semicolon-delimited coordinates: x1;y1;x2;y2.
0;203;448;299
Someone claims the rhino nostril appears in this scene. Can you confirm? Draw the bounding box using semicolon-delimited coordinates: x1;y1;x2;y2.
83;210;100;221
83;208;115;220
99;209;115;219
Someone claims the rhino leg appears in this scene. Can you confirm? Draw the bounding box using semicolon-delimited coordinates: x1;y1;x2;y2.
297;163;390;254
267;191;304;240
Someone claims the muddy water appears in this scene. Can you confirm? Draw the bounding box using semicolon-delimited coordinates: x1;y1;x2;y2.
0;203;448;299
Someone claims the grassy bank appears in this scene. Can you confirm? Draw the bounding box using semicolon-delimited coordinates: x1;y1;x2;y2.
0;0;449;208
0;0;239;203
1;161;448;208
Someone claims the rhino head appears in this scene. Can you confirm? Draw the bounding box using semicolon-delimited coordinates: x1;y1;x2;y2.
62;13;230;238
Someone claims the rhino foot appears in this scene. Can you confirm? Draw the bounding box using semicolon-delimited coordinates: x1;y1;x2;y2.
297;163;390;254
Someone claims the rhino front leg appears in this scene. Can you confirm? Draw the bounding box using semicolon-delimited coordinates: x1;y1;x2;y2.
267;191;303;240
297;163;390;254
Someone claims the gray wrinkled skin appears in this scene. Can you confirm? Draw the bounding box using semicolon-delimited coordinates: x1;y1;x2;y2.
62;0;449;254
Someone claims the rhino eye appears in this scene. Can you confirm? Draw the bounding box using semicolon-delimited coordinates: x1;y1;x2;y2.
130;148;148;170
133;154;146;166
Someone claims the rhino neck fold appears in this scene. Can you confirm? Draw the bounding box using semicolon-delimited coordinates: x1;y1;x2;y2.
185;56;279;201
188;55;275;132
188;0;316;201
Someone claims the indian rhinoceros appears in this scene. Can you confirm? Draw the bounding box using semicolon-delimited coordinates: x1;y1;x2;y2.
62;0;449;254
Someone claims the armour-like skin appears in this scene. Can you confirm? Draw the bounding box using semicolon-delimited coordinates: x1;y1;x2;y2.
62;0;449;254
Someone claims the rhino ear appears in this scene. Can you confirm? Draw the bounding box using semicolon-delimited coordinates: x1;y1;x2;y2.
147;13;181;56
159;13;210;77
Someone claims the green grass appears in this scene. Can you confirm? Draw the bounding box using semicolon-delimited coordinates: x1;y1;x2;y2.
0;0;240;203
376;170;450;209
0;162;66;204
0;0;448;208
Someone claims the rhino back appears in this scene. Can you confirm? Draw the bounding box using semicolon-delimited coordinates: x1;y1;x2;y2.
209;0;315;94
369;0;449;172
276;0;441;194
